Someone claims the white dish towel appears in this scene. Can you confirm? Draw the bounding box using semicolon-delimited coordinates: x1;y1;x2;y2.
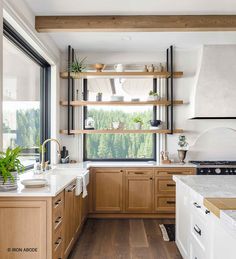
75;170;90;197
82;170;90;198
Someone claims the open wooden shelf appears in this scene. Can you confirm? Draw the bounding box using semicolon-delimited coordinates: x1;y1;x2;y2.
60;71;183;79
60;100;184;106
60;129;183;134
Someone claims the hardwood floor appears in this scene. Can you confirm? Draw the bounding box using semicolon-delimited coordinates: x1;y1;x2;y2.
69;219;182;259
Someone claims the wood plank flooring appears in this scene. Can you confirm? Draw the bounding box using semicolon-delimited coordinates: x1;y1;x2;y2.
69;219;182;259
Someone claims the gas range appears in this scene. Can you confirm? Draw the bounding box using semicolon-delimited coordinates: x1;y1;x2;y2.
189;161;236;175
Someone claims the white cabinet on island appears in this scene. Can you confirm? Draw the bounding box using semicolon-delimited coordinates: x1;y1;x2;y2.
174;175;236;259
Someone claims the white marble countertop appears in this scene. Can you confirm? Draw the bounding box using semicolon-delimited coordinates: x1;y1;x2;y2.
58;161;196;169
0;167;88;197
0;161;195;197
174;175;236;231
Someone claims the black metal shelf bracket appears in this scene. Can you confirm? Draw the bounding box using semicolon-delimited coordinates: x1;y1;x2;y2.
67;45;75;135
166;45;174;134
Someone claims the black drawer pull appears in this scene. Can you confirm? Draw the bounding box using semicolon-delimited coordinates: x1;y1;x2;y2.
67;184;76;192
166;183;175;187
134;172;144;174
193;202;201;208
194;225;201;236
166;201;175;204
55;237;62;246
54;199;62;208
55;216;62;224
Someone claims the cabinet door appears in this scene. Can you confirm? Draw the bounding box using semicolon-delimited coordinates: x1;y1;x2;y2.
0;200;47;259
93;168;123;212
175;182;190;259
81;194;89;223
64;182;76;257
125;176;154;213
74;194;81;234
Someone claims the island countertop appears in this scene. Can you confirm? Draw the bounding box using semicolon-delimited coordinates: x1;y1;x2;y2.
174;175;236;231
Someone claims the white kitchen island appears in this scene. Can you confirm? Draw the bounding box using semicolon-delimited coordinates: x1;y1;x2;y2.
174;175;236;259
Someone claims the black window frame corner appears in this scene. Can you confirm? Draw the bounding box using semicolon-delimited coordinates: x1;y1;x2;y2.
3;19;51;164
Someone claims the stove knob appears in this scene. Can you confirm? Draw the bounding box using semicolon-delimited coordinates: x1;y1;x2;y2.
208;170;211;173
215;168;221;174
225;170;229;174
234;170;236;173
230;170;233;173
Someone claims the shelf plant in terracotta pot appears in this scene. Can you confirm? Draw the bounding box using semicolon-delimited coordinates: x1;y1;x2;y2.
133;116;143;130
177;135;189;164
0;146;24;191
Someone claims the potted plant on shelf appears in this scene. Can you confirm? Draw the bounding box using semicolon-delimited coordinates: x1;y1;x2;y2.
96;92;102;102
148;90;160;101
70;53;87;73
177;135;189;164
0;146;24;191
133;116;143;130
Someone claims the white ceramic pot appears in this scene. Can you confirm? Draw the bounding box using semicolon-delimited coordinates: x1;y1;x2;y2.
148;95;160;101
134;122;142;130
0;171;18;191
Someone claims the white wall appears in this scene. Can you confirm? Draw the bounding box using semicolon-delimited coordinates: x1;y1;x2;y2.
60;48;236;162
2;0;62;163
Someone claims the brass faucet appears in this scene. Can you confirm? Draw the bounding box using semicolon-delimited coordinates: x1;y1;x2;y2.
41;138;62;171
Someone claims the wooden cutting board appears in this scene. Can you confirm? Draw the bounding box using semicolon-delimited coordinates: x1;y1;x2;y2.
204;198;236;218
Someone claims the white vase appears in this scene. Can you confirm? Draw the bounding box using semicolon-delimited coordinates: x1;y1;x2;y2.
148;96;160;101
0;171;18;191
134;122;142;130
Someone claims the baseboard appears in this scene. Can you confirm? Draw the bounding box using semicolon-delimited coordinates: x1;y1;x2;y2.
88;213;175;219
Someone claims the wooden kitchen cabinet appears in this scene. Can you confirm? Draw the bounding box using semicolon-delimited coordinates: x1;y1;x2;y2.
154;168;196;213
0;180;88;259
92;168;123;212
125;169;154;213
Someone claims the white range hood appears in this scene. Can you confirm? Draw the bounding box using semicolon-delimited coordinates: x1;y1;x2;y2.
190;45;236;119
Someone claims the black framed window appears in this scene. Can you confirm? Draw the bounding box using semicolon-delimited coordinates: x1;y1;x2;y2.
83;78;157;161
2;20;51;168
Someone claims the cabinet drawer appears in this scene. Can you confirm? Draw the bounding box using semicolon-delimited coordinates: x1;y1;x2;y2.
190;208;208;250
53;191;64;210
53;226;63;253
53;204;64;232
126;169;153;177
190;236;205;259
155;177;176;195
155;168;195;176
53;239;63;259
155;196;176;213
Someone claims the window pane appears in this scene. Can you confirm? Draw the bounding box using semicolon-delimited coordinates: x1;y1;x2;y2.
3;37;41;166
85;78;157;160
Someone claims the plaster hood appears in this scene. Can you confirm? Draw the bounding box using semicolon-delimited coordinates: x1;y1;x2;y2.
190;45;236;119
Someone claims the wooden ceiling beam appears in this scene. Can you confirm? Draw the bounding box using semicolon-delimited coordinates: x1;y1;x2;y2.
35;15;236;32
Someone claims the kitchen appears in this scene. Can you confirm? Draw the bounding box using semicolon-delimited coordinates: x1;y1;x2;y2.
1;1;236;259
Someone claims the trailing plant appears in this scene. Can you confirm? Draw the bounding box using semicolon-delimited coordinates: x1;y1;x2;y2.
0;147;24;183
149;90;159;97
133;116;143;124
70;53;87;73
178;135;188;150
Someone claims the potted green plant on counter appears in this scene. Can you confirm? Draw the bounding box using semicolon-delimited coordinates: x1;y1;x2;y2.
177;135;189;164
148;90;160;101
133;116;143;130
0;147;24;191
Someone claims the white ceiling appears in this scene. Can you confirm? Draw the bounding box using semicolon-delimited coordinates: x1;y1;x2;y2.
24;0;236;15
23;0;236;52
